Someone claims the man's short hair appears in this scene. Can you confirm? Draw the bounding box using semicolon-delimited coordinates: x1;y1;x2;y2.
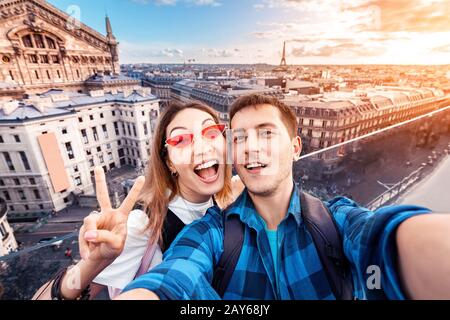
229;94;298;138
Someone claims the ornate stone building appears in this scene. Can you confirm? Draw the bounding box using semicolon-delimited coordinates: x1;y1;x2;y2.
0;0;133;97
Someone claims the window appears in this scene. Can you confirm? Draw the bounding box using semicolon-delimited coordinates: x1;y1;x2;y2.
102;124;108;139
20;151;31;170
112;111;116;116
108;152;113;161
22;35;33;48
122;123;126;136
99;155;104;163
65;142;75;160
62;128;68;135
131;112;134;117
39;204;44;210
3;191;11;201
14;179;20;186
97;146;102;152
46;70;51;79
307;129;313;137
143;122;148;135
46;37;56;49
78;117;83;123
309;119;314;127
0;179;4;186
86;149;92;156
92;127;98;141
35;70;40;79
81;129;88;144
107;143;111;149
142;111;145;116
90;115;94;121
75;177;82;186
34;34;45;48
0;136;3;143
14;135;20;142
74;165;79;173
29;178;36;185
29;54;38;63
57;70;61;78
24;204;29;211
40;55;49;64
100;113;104;119
118;149;124;157
118;140;122;146
18;189;26;200
89;159;95;167
3;152;15;171
33;189;41;200
9;205;14;211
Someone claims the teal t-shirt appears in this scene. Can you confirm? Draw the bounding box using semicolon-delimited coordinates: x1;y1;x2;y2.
256;215;280;295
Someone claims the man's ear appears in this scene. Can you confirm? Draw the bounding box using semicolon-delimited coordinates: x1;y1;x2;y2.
293;136;302;161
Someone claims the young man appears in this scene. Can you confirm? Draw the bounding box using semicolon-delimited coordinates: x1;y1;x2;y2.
117;94;450;300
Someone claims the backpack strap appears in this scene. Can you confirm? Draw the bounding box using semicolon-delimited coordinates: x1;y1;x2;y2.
300;191;353;300
162;209;186;253
136;209;186;278
212;213;244;298
212;192;354;300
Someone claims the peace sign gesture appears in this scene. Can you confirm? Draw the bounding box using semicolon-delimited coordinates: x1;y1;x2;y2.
79;166;146;263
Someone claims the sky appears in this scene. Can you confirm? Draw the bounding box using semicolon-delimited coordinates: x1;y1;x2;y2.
47;0;450;65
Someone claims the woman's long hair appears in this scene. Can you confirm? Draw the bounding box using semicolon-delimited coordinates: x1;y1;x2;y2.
140;101;232;247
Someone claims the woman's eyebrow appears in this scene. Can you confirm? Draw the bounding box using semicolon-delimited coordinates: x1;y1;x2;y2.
202;118;215;126
169;126;188;136
169;118;215;136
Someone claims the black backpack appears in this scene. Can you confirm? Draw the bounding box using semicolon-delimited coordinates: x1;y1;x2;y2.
212;191;354;300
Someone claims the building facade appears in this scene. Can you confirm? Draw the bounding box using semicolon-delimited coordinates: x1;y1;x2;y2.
0;0;124;96
171;79;283;122
0;0;159;222
0;89;159;220
286;86;450;176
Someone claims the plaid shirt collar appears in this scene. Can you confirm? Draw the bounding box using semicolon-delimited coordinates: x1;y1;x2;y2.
224;182;303;231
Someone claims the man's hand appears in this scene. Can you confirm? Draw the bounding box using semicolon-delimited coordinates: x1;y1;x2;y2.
397;213;450;299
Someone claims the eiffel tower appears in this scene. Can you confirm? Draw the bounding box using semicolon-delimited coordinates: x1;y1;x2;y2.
280;41;287;67
273;41;288;72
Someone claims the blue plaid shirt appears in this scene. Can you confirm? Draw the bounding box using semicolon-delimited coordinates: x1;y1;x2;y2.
123;186;431;300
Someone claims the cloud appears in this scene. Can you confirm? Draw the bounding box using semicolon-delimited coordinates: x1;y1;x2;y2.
430;43;450;53
201;48;236;58
291;42;386;57
346;0;450;33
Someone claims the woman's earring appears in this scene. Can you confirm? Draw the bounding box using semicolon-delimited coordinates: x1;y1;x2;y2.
171;171;178;177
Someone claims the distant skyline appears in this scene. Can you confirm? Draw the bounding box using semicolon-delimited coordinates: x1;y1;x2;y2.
47;0;450;65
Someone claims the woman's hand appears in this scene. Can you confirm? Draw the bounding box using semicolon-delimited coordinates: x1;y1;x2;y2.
78;166;145;264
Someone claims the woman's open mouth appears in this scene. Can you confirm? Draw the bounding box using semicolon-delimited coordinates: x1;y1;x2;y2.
194;160;220;183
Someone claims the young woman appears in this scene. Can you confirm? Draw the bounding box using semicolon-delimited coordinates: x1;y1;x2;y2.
33;102;240;300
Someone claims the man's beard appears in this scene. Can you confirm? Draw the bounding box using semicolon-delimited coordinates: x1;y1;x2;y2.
244;166;292;198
